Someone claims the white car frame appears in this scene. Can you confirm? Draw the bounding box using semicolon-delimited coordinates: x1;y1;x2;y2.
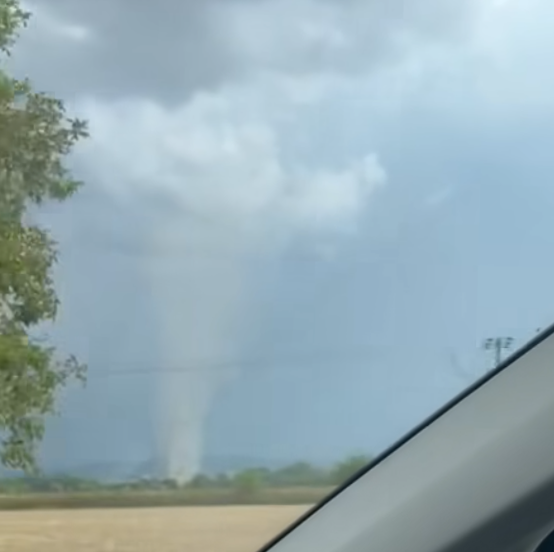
258;325;554;552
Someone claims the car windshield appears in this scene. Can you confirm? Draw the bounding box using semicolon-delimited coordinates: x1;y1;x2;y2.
0;1;552;551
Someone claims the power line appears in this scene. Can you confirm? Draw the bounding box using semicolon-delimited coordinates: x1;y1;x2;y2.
62;238;354;265
88;350;378;378
85;344;485;379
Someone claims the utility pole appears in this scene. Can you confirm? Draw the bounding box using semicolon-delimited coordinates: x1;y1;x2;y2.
482;337;514;368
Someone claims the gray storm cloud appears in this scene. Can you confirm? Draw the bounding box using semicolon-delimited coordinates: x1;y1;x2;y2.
14;0;489;104
11;0;507;481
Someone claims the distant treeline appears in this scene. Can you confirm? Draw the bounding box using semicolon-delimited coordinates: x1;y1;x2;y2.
0;454;372;496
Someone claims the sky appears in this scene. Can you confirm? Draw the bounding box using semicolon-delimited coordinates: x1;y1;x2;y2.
6;0;554;477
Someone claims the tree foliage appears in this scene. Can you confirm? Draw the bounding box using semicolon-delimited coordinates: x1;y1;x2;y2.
329;454;372;485
233;469;262;497
0;0;88;471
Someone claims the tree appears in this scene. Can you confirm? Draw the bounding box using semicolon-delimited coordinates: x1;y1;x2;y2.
273;462;327;487
0;0;88;471
233;469;262;497
329;454;372;486
187;474;214;489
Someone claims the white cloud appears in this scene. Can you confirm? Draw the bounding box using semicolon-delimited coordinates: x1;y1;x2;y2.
73;87;387;247
283;153;386;235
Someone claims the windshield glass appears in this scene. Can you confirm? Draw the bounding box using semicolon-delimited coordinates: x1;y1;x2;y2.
0;1;552;551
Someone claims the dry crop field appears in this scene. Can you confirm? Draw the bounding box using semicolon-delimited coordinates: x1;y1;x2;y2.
0;505;310;552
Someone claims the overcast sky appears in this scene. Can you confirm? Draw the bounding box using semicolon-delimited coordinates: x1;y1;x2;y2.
7;0;554;475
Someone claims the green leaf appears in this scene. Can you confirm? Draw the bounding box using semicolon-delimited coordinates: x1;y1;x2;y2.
0;0;88;472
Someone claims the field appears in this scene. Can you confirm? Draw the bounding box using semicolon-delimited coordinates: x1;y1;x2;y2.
0;487;331;510
0;505;310;552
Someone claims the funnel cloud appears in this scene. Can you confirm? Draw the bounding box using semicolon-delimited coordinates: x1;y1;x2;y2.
71;93;386;482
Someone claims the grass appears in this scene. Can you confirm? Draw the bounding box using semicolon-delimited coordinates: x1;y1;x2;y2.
0;505;310;552
0;487;333;510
